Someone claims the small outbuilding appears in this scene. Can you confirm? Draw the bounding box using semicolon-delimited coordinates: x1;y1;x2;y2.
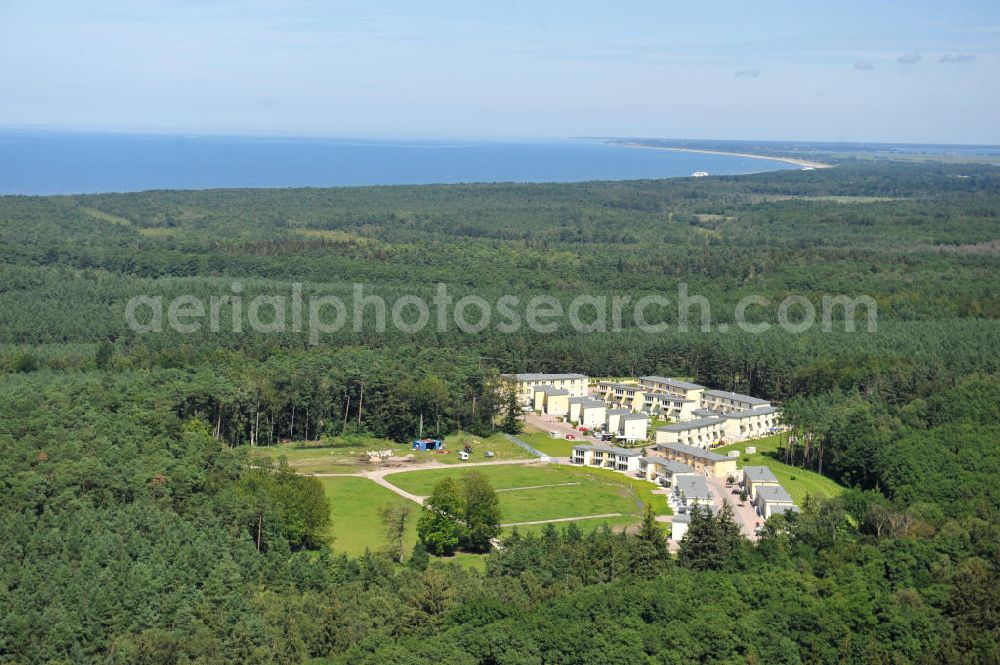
755;484;796;518
412;438;444;451
671;513;691;541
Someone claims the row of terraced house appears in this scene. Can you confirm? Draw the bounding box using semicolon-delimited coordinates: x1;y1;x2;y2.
506;373;651;442
503;372;782;449
606;376;781;446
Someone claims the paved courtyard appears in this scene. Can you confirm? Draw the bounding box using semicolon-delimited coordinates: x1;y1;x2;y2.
524;412;603;449
705;475;762;540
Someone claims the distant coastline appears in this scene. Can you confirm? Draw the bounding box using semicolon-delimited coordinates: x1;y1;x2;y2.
614;140;834;170
0;132;804;194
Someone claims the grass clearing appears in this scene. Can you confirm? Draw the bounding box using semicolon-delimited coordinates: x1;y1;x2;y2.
498;484;632;523
712;434;845;504
318;476;489;568
505;514;637;537
386;463;575;494
750;194;903;204
517;430;578;458
496;481;581;492
137;227;179;237
246;431;532;474
317;477;418;557
430;551;488;572
78;206;133;226
246;442;377;474
385;462;669;533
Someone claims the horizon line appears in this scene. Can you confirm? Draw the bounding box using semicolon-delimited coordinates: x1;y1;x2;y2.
2;124;1000;150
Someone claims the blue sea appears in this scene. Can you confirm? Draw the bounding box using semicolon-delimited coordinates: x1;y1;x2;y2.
0;131;800;195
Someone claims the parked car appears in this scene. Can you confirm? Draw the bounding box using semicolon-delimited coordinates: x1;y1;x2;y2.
564;434;576;440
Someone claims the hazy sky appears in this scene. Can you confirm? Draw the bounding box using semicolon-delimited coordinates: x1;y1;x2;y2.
1;1;998;143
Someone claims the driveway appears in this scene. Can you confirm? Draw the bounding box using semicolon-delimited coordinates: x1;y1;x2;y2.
523;411;602;444
705;475;762;540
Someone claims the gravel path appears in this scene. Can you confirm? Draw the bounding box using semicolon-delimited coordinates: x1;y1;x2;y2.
501;513;622;527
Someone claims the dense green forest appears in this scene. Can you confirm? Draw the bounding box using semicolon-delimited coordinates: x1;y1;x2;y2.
1;160;999;663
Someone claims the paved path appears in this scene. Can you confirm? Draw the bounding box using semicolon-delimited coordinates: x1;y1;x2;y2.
496;482;581;492
503;433;548;458
502;513;622;528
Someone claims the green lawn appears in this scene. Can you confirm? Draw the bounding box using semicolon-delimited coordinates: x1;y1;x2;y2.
649;416;670;430
385;462;668;530
568;464;670;514
518;431;579;458
430;551;488;572
498;484;634;523
317;476;493;569
504;514;639;537
712;434;845;505
317;476;419;556
386;463;578;494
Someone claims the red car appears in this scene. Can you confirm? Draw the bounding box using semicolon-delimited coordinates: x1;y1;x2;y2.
564;433;576;440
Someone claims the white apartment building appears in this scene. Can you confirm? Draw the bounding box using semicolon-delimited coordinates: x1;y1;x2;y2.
655;417;729;448
719;406;780;441
699;389;771;414
504;373;588;406
639;376;705;401
643;393;699;421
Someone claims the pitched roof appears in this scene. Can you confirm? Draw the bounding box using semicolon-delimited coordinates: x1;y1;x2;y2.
510;373;588;381
757;484;794;504
720;406;779;418
640;376;705;391
534;386;570;396
656;417;723;432
645;393;694;404
742;466;778;483
701;389;770;406
640;456;696;474
609;447;643;457
580;400;607;410
675;475;712;500
657;441;731;462
622;413;649;421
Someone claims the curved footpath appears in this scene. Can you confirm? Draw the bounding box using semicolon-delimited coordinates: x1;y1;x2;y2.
311;457;547;505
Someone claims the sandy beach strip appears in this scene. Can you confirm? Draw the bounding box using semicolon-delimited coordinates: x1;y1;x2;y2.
616;141;834;170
